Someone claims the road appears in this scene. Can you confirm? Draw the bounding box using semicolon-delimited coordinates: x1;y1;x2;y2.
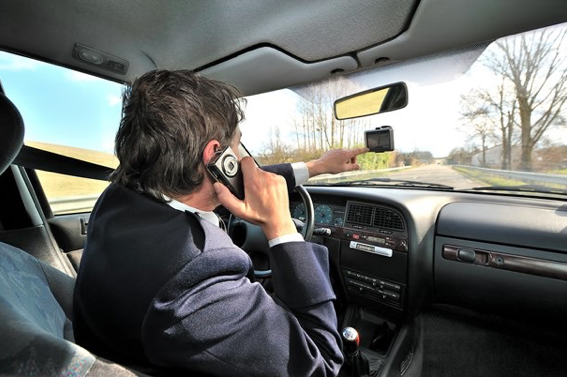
383;164;484;189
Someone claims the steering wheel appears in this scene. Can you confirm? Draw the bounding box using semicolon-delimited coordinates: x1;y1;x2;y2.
227;185;314;278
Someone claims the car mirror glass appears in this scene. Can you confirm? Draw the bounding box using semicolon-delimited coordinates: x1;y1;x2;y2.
334;82;408;120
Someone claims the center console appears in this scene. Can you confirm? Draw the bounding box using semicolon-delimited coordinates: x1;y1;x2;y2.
315;201;409;317
308;199;414;376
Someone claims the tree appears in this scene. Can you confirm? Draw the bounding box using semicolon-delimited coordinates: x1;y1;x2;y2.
469;80;518;169
484;26;567;171
490;79;517;170
257;126;295;165
460;97;496;167
357;150;391;170
447;147;475;166
293;76;370;151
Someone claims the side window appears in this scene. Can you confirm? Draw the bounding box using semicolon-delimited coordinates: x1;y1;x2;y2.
27;142;119;215
0;51;122;214
35;172;112;215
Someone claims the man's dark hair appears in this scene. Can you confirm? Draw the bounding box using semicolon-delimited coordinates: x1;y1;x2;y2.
110;70;244;201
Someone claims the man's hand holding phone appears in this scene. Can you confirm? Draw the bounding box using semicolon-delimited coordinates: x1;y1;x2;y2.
214;157;297;241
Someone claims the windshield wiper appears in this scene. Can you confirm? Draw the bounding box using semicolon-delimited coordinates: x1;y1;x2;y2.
328;177;454;190
471;184;567;196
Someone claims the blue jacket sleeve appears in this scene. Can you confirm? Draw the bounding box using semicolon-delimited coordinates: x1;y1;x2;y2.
141;227;343;377
262;163;297;193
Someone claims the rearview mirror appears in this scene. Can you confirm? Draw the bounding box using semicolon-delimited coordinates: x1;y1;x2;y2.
334;82;408;120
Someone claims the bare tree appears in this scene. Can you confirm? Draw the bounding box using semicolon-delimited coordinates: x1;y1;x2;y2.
263;76;375;162
293;76;369;151
462;80;518;169
258;126;295;164
485;25;567;170
460;96;496;167
492;80;518;170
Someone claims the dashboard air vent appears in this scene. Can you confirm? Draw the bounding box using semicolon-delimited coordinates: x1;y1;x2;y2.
346;204;373;226
373;208;404;231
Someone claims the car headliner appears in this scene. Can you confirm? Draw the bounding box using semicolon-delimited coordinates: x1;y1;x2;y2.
0;0;567;96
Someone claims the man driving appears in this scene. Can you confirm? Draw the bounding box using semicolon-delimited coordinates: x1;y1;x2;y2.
73;69;368;376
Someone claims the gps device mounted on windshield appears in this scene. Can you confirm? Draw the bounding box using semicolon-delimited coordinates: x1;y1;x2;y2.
365;126;394;153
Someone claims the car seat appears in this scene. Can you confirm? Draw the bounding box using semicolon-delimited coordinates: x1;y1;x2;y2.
0;91;148;376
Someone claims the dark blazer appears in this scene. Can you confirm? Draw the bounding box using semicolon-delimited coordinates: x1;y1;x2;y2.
74;165;343;376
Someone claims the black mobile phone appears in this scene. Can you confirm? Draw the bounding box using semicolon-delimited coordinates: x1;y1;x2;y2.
206;146;245;199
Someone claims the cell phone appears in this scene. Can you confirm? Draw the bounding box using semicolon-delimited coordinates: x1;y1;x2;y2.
206;146;245;199
365;126;394;153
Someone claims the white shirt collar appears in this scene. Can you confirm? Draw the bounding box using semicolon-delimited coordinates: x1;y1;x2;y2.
164;196;220;228
160;163;309;231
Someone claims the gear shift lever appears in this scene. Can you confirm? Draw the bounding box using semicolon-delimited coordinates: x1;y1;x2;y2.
341;327;370;377
342;327;361;356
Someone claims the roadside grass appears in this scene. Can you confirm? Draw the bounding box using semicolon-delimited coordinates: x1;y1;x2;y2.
452;166;526;187
308;167;412;184
453;166;567;191
547;169;567;175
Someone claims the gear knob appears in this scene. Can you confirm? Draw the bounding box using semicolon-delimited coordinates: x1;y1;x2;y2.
341;326;360;357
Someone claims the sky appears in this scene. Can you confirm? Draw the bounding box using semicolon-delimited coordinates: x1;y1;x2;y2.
3;48;472;157
241;24;567;157
1;23;566;159
240;46;488;157
0;51;123;153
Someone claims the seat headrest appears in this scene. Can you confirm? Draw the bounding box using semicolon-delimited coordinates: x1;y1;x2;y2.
0;92;25;175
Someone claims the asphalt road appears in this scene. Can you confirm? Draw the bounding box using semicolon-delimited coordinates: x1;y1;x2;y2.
384;164;484;189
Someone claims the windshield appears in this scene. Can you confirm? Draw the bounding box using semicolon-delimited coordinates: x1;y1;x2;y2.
241;23;567;197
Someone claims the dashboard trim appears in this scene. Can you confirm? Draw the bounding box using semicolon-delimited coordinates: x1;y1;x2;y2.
443;244;567;281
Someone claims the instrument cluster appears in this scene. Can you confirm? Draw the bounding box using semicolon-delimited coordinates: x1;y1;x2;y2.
291;202;346;227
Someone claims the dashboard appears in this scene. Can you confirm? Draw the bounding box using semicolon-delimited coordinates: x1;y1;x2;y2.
292;185;567;324
290;192;410;319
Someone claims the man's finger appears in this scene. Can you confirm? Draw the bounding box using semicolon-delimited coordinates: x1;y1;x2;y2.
239;156;256;172
239;156;259;185
343;147;369;160
214;182;246;216
350;147;369;156
346;163;361;171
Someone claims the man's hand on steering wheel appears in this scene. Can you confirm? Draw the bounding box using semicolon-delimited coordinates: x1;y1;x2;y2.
214;157;297;241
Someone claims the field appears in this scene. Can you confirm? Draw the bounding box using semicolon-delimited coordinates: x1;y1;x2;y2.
27;141;118;199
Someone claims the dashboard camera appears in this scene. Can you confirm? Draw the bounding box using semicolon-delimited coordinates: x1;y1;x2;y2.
365;126;394;153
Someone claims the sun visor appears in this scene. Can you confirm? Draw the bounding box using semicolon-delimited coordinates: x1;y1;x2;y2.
357;0;567;68
292;43;486;102
200;47;357;97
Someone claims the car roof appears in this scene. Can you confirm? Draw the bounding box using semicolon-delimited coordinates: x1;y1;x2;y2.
1;0;567;95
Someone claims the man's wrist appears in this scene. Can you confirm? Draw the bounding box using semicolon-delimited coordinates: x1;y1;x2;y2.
262;220;297;240
305;159;323;178
268;232;304;247
291;162;309;186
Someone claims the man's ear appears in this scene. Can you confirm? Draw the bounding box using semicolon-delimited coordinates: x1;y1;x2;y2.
202;139;221;165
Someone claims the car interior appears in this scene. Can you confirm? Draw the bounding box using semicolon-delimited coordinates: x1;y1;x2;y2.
1;0;567;376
